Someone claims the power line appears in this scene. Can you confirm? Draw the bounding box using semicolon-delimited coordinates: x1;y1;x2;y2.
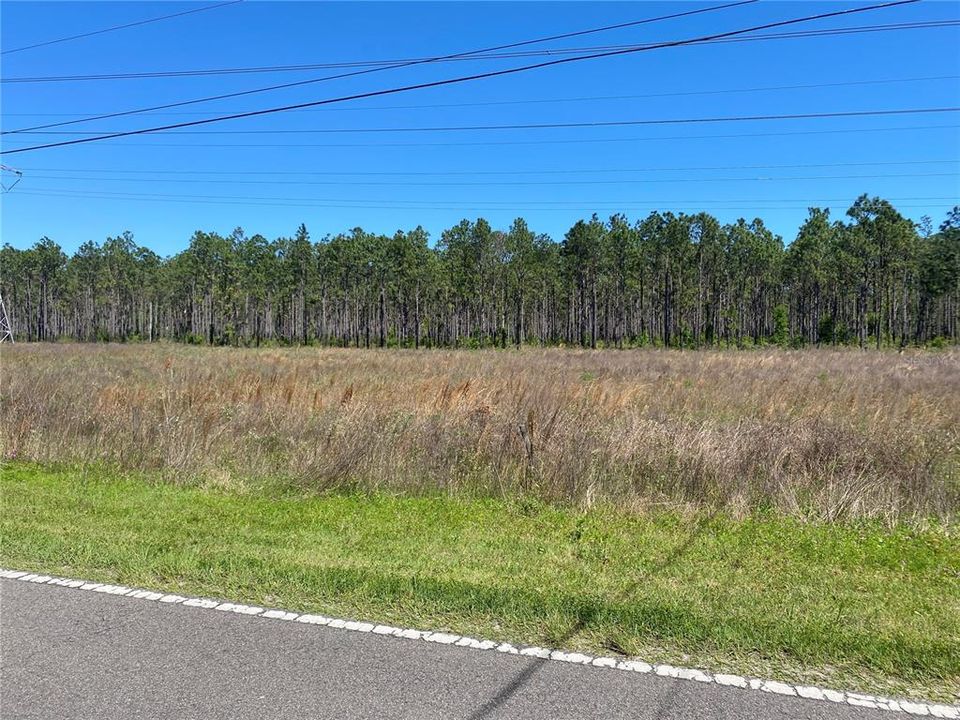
5;123;954;151
12;187;955;208
4;19;956;84
5;75;957;118
13;192;951;213
20;171;958;188
18;159;956;177
0;0;923;155
1;0;245;56
3;1;758;135
13;107;960;136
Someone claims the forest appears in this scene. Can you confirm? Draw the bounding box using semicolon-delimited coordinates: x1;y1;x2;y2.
3;194;958;349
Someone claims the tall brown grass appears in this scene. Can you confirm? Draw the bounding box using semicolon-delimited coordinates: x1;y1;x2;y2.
2;343;957;523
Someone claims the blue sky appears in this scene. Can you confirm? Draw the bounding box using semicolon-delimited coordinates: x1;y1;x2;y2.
2;0;958;255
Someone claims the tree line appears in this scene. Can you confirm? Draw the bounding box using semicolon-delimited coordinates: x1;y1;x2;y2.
2;195;958;349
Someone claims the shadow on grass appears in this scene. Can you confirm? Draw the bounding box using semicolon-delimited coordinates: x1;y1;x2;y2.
465;515;713;720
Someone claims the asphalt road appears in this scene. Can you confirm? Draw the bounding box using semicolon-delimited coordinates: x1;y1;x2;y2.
1;579;901;720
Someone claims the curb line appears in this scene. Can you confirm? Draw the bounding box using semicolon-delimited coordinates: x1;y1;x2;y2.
2;568;957;717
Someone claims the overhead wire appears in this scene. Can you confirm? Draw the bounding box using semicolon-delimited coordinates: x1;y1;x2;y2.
4;123;955;151
2;0;759;134
16;159;956;177
9;188;954;212
12;107;959;137
0;0;925;155
1;0;244;55
3;19;956;83
19;171;958;187
4;74;957;119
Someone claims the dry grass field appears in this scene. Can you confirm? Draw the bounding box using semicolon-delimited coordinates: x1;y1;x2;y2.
3;343;958;524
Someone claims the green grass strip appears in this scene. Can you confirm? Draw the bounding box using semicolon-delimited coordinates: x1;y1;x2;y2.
1;462;958;701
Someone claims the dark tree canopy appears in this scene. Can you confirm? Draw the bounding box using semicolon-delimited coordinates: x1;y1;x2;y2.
2;199;958;348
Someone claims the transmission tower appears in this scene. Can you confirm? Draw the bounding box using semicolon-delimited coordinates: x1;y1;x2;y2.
0;164;22;193
1;164;20;343
0;292;13;343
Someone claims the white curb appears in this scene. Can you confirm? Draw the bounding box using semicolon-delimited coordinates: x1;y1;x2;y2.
1;568;956;717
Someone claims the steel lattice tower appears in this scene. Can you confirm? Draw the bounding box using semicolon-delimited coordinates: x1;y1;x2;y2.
0;292;13;343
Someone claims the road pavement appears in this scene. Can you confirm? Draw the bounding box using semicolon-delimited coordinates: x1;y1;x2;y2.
0;578;916;719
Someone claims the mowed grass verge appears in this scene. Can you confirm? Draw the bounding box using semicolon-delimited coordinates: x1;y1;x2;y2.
2;463;958;702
